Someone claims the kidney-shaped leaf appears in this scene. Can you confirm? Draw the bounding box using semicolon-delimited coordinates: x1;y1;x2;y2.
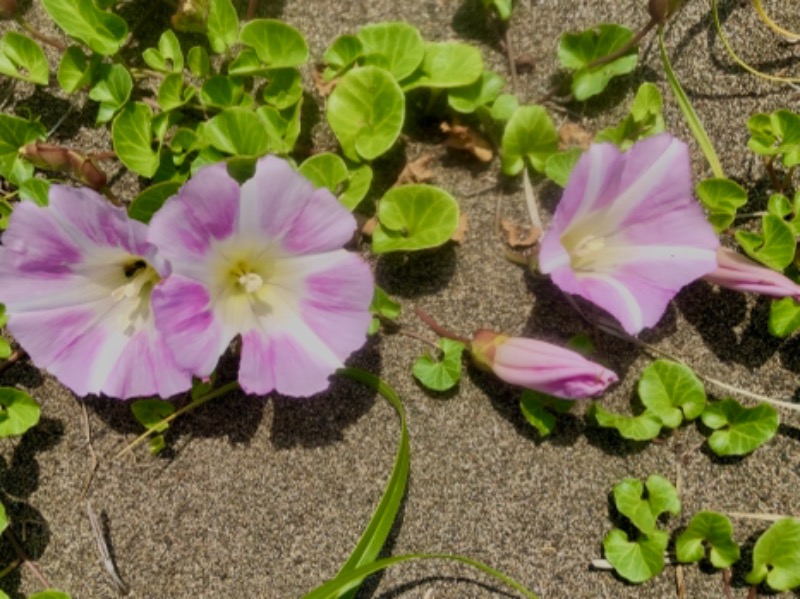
359;22;424;82
675;511;739;568
239;19;308;69
588;403;662;441
201;107;271;157
696;178;748;233
769;297;800;338
448;70;505;114
638;359;706;428
0;32;48;85
735;214;796;271
412;338;465;392
42;0;128;55
402;42;483;90
613;475;680;535
701;399;779;457
501;105;559;175
373;184;459;253
327;66;405;162
323;34;363;79
0;387;40;437
603;528;669;584
746;518;800;591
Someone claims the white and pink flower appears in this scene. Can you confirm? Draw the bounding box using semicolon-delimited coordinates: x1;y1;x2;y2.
0;186;191;398
539;134;719;335
148;156;374;397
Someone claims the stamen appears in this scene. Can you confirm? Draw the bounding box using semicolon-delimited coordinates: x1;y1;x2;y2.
238;272;264;294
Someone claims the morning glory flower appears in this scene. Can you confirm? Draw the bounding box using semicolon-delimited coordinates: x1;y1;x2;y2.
704;247;800;300
0;186;192;398
470;330;617;399
538;134;719;335
148;156;373;397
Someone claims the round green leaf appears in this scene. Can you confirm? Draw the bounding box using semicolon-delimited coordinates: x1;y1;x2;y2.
501;105;558;175
298;153;349;194
402;42;483;90
201;107;271;157
696;178;748;232
112;102;159;178
200;75;245;108
129;180;181;223
587;403;662;441
262;68;303;110
372;184;459;253
0;32;49;85
638;359;706;428
448;70;505;114
603;528;668;584
558;24;638;101
358;22;424;82
239;19;308;68
327;66;405;162
612;475;680;535
323;34;363;78
675;511;739;568
746;518;800;591
412;338;465;392
701;399;779;457
769;297;800;338
735;214;796;271
42;0;128;55
544;149;583;187
0;387;40;437
206;0;238;54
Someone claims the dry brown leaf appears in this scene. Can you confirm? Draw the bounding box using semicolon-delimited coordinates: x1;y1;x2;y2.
500;219;541;248
397;153;436;184
441;122;493;163
312;65;337;96
450;213;469;244
360;215;378;237
559;122;593;150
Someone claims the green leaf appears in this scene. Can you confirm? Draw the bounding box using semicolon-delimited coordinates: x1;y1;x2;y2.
372;184;460;253
746;518;800;591
603;529;668;584
19;178;50;206
402;42;483;90
769;297;800;338
142;30;183;73
112;102;160;177
369;286;401;321
131;399;175;434
0;503;7;535
0;200;12;230
735;214;796;271
88;63;133;124
519;390;574;437
675;511;739;568
588;403;663;441
226;47;266;77
129;180;181;223
489;93;518;122
701;399;779;457
412;338;465;392
57;45;97;92
158;73;191;112
747;110;800;167
0;338;10;360
696;178;748;233
544;149;583;187
340;165;373;211
0;114;46;186
262;68;303;110
323;34;363;79
768;193;792;218
200;107;270;157
501;105;559;175
482;0;513;20
298;152;348;194
239;19;308;68
206;0;238;54
187;45;210;77
256;101;302;154
612;475;680;535
41;0;127;55
637;359;705;428
595;82;665;150
200;75;244;108
0;387;40;437
0;305;8;328
358;22;424;82
558;24;638;101
0;32;48;85
448;70;505;114
327;66;405;162
332;368;410;597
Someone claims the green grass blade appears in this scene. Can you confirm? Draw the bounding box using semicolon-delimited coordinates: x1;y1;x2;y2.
332;367;411;597
303;553;540;599
659;28;724;178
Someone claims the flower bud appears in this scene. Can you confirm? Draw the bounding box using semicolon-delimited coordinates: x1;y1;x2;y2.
648;0;684;25
470;330;618;399
703;247;800;300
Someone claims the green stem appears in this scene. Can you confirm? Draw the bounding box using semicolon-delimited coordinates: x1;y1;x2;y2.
114;381;240;459
659;27;725;178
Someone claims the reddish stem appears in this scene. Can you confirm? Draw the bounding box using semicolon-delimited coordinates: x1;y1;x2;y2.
414;306;471;345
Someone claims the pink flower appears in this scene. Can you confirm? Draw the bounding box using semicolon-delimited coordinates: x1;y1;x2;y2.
148;156;374;397
538;134;719;334
704;247;800;300
0;186;191;398
470;330;617;399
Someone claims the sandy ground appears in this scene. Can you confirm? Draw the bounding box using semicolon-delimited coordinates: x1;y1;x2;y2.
2;0;800;597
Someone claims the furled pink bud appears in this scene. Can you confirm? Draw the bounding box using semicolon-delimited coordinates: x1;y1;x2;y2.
703;247;800;300
470;330;618;399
